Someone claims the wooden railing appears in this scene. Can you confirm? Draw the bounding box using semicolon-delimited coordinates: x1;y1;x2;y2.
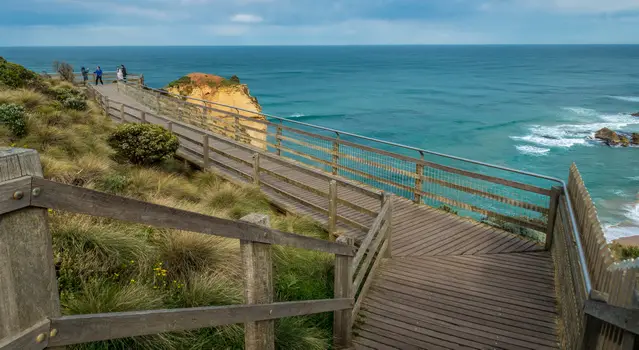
0;148;364;349
350;194;392;323
84;80;639;348
116;81;559;240
88;85;384;238
46;71;142;85
564;164;639;349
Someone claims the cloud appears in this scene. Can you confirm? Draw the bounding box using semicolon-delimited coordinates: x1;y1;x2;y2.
57;0;177;20
230;13;263;23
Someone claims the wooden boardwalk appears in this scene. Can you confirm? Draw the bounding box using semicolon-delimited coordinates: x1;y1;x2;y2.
96;84;559;349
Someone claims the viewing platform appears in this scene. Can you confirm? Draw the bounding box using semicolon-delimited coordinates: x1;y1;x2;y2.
1;76;636;350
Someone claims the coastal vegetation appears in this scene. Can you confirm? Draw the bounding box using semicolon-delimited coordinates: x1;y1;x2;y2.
166;73;242;96
610;242;639;261
0;58;334;349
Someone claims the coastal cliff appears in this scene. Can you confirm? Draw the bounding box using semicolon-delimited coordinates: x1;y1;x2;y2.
165;73;266;149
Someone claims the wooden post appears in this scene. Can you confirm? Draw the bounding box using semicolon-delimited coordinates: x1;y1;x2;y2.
167;121;173;132
240;215;274;350
119;104;125;122
252;153;260;186
105;98;110;115
414;163;423;204
0;148;61;344
140;111;146;124
333;236;354;348
328;180;337;237
544;186;562;250
276;125;282;156
234;116;241;141
383;193;393;258
414;152;424;204
202;135;209;169
201;104;207;127
331;136;340;175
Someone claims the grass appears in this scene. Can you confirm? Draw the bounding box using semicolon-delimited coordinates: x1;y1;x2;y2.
0;61;336;349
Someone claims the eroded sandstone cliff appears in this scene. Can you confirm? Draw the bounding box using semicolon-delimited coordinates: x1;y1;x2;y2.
165;73;266;149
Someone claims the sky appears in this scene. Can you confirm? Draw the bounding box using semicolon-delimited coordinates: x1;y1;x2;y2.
1;0;639;46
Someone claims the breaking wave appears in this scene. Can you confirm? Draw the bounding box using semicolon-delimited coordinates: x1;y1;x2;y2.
510;108;639;150
607;96;639;103
515;145;550;156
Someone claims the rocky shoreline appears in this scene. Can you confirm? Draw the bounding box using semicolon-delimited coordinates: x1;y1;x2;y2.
593;111;639;146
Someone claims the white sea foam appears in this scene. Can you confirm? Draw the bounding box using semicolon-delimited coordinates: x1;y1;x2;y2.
608;96;639;103
628;176;639;181
562;107;598;117
510;109;639;149
625;203;639;224
510;135;588;147
515;145;550;156
288;113;305;118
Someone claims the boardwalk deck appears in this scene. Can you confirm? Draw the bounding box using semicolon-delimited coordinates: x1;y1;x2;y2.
96;84;559;349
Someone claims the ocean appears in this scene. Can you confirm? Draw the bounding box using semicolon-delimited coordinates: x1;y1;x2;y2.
2;45;638;240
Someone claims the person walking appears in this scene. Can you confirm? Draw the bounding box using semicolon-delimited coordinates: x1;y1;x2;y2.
94;66;103;85
80;67;89;85
121;64;128;82
116;66;124;81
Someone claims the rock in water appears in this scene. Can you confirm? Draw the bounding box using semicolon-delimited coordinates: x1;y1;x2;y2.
620;135;630;147
633;133;639;145
165;73;266;149
595;127;621;146
632;112;639;117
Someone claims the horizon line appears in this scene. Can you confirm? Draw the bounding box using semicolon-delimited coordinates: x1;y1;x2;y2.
2;43;639;48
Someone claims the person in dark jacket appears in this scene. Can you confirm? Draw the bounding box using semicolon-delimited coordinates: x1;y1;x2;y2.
80;67;89;85
121;65;128;82
94;66;103;85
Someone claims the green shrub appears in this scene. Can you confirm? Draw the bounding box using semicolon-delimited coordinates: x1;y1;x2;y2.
108;123;179;165
0;103;27;137
48;84;87;111
0;57;43;90
229;75;240;84
610;243;639;261
62;96;88;111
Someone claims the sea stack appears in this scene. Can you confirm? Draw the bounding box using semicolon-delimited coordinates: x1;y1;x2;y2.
165;73;266;149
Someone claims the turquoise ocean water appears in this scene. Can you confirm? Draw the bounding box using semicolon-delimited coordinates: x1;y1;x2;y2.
2;45;638;240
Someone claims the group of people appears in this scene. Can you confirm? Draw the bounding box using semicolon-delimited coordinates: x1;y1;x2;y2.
80;65;127;85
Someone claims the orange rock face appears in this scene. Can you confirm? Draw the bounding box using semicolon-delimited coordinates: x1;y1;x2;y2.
166;73;266;149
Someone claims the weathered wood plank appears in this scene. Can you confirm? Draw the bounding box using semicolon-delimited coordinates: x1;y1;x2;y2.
584;300;639;335
48;299;352;347
353;239;388;321
0;149;60;342
0;319;50;350
29;178;353;256
240;214;274;350
352;201;390;269
334;238;354;348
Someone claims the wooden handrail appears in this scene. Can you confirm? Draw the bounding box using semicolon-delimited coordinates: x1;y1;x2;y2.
46;299;352;347
118;83;551;197
111;83;553;238
0;148;358;350
29;177;353;256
